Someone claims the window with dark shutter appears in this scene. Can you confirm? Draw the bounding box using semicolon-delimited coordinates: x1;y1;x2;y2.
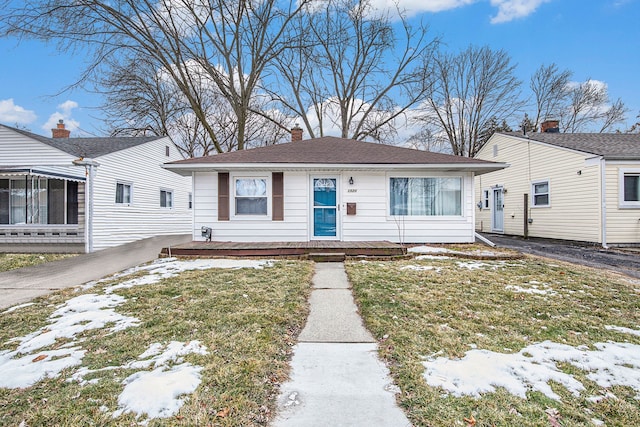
272;172;284;221
218;172;230;221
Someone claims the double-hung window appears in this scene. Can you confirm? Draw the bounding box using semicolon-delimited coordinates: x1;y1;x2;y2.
115;182;132;205
531;180;550;207
235;178;267;215
160;189;173;208
620;170;640;208
390;177;462;216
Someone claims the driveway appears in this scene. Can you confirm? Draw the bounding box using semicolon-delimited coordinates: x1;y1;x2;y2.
0;234;191;310
479;233;640;280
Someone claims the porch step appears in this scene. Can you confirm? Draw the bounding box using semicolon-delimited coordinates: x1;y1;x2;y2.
308;252;346;262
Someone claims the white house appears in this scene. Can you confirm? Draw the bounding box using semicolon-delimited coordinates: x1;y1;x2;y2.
0;121;192;253
475;123;640;246
164;133;506;244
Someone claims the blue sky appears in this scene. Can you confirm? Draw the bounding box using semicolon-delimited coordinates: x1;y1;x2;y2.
0;0;638;138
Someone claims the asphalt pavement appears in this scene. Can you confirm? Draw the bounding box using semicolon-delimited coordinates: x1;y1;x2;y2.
479;233;640;280
0;234;191;310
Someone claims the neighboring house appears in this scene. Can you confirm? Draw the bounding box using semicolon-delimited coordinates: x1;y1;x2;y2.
475;121;640;246
164;131;506;244
0;121;192;253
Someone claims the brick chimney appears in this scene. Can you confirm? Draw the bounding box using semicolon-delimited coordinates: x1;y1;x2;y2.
540;119;560;133
290;125;303;142
51;119;71;138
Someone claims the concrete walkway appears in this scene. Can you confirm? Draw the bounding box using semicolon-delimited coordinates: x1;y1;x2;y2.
0;234;191;310
273;263;411;427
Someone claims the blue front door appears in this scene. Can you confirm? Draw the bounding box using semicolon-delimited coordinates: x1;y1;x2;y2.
313;178;337;238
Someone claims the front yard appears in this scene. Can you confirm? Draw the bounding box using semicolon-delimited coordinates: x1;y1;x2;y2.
0;253;75;272
0;258;313;426
1;249;639;426
347;251;640;426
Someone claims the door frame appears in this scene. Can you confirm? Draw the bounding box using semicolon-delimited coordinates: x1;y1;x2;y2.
309;175;341;240
491;186;504;233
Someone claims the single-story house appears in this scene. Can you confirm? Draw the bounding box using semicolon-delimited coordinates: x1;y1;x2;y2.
475;122;640;246
164;131;506;244
0;121;192;253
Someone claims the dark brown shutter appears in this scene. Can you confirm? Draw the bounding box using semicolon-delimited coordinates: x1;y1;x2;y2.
218;172;230;221
272;172;284;221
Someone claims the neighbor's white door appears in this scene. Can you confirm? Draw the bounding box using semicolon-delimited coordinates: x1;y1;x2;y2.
492;187;504;232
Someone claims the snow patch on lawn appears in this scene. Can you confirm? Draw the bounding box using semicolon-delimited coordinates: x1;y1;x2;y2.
400;265;441;272
408;246;451;254
505;283;557;296
2;302;35;314
605;325;640;337
104;258;273;293
415;255;452;260
423;340;640;401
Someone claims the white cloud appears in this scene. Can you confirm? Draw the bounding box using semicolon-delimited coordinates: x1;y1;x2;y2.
42;100;81;134
490;0;551;23
0;99;37;124
367;0;476;16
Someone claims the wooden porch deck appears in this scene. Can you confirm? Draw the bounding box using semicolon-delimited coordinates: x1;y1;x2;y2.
161;240;407;258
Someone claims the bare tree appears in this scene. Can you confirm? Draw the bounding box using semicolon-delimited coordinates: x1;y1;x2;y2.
560;79;627;133
1;0;309;153
529;63;572;130
271;0;437;142
416;46;524;157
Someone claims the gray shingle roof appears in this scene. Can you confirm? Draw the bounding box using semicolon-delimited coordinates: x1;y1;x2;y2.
169;136;498;166
1;124;164;158
502;132;640;160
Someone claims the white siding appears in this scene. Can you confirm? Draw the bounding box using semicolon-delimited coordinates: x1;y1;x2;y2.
475;134;601;243
605;161;640;244
0;126;75;165
91;138;192;250
193;169;476;244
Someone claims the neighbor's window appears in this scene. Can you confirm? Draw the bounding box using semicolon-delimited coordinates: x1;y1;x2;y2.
188;192;193;210
116;182;132;204
531;180;550;207
621;171;640;207
160;189;173;208
482;189;490;209
235;178;267;215
0;177;78;225
390;177;462;216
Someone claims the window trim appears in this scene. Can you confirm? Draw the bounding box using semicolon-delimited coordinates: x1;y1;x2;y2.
619;168;640;208
231;174;271;219
387;174;464;219
482;188;490;210
160;188;174;209
115;181;133;206
531;179;550;208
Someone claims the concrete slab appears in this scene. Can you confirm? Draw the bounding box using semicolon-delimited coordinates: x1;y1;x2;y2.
0;234;191;310
297;289;375;343
311;262;350;289
273;343;411;427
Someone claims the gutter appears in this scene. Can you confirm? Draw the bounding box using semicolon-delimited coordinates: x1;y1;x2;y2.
73;158;100;253
600;157;608;249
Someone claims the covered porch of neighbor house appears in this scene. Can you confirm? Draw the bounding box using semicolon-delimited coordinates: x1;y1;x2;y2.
0;168;86;253
160;240;407;261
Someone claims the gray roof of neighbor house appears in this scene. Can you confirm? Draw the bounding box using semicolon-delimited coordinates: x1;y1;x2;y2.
1;124;165;158
501;132;640;160
166;136;506;175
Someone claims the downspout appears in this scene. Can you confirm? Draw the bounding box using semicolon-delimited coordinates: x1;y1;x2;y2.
73;158;100;253
600;157;608;249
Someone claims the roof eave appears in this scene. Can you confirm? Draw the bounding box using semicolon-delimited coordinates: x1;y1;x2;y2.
163;162;509;175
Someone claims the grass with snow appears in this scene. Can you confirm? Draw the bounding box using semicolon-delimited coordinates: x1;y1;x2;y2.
0;253;75;272
347;254;640;427
0;259;313;426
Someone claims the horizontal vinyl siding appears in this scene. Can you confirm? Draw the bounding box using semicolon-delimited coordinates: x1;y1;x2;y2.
91;139;192;250
605;162;640;244
341;171;475;243
194;170;476;243
475;134;601;243
194;171;309;242
0;127;75;165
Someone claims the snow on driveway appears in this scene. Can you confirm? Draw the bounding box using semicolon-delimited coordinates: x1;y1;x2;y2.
0;257;273;423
